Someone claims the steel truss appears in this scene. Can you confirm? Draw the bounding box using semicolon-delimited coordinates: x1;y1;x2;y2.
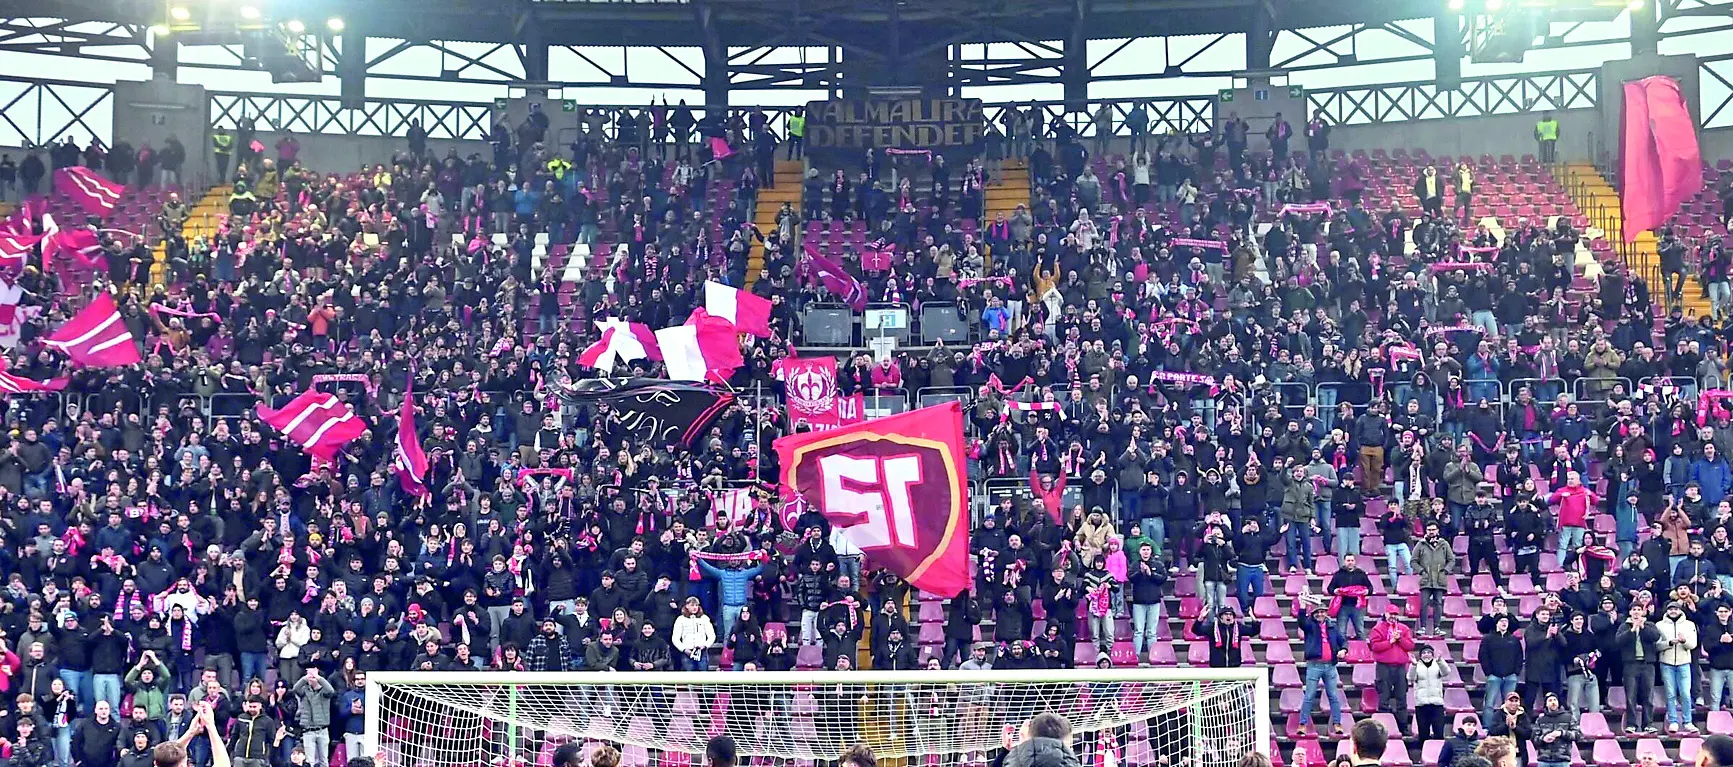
1308;69;1598;126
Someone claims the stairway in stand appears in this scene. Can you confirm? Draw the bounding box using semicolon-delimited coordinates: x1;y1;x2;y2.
746;159;804;290
982;157;1030;268
1556;162;1710;317
151;183;230;287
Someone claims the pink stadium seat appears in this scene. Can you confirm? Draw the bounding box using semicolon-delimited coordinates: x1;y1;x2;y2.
1634;739;1671;766
1592;740;1630;767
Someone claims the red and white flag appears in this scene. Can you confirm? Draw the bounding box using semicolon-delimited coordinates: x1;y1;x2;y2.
702;281;772;338
40;215;103;269
53;166;124;216
0;358;67;395
256;390;368;461
393;383;430;498
657;311;743;383
0;231;43;274
0;197;43;237
577;319;662;373
46;293;141;368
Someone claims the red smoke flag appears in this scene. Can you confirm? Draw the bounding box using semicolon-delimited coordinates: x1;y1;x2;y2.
256;390;367;461
773;401;971;596
46;293;141;368
53;166;124;217
0;358;67;395
702;281;773;338
393;384;430;498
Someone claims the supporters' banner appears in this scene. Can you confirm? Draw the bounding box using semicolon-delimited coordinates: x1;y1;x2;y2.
1429;261;1494;272
1279;202;1334;217
1170;237;1229;252
53;167;123;216
774;401;970;596
708;487;754;528
555;377;733;448
393;382;430;498
46;293;141;368
256;390;368;461
1149;370;1218;388
803;98;985;157
773;354;866;431
803;244;868;310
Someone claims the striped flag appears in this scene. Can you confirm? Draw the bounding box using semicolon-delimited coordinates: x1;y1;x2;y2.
53;167;123;216
40;214;103;269
0;231;43;274
701;281;772;338
0;360;67;395
256;390;368;461
46;293;141;368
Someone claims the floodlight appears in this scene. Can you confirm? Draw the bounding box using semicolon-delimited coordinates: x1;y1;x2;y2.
286;19;306;33
168;6;190;21
239;6;261;19
327;17;345;32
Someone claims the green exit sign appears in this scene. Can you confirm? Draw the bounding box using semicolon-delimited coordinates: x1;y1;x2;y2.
1218;89;1234;102
492;97;508;110
1288;85;1305;99
561;100;576;112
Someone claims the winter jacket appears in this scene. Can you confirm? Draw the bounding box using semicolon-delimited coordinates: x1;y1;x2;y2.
697;560;764;608
1368;618;1415;665
1409;657;1452;707
292;673;337;730
1531;708;1579;764
1657;613;1699;666
672;614;717;657
1413;537;1457;590
1547;485;1598;528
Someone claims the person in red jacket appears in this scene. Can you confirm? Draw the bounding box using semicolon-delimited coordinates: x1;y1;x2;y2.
1369;602;1418;735
1547;470;1601;568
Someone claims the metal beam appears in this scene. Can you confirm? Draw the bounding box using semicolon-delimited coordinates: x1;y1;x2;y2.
1064;0;1092;103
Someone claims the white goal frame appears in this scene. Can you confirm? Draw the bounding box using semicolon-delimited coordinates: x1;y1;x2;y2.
363;667;1271;761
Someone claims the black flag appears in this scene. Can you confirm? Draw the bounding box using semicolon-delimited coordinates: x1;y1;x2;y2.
556;378;734;447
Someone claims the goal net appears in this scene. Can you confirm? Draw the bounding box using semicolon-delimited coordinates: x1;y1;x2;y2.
363;669;1269;767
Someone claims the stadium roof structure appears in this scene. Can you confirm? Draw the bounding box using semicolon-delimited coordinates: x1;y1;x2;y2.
21;0;1448;51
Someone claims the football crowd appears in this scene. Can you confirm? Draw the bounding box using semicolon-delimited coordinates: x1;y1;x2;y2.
0;99;1727;767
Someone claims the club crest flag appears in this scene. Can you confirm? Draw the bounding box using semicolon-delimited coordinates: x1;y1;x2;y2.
774;401;969;596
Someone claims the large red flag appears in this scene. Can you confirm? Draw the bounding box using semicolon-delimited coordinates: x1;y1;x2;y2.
0;231;43;275
53;167;124;216
773;401;970;596
40;215;103;269
657;311;743;383
256;390;367;461
1621;76;1704;241
771;354;864;430
392;384;430;498
46;293;141;368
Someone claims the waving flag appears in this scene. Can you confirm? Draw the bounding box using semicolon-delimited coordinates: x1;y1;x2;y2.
0;197;43;237
1621;76;1704;241
392;384;430;498
40;215;103;269
46;293;141;368
0;358;67;395
256;390;368;461
577;319;662;373
54;166;124;216
657;311;743;383
0;231;43;274
702;281;773;338
774;401;970;596
803;243;867;310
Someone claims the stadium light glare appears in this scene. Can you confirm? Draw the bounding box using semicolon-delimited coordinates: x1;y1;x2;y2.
149;24;171;36
168;6;190;21
1485;0;1503;8
1627;0;1644;8
1447;0;1464;9
285;19;306;33
326;17;345;32
239;5;261;19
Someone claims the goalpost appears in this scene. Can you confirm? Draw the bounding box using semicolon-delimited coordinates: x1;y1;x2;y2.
364;668;1270;767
